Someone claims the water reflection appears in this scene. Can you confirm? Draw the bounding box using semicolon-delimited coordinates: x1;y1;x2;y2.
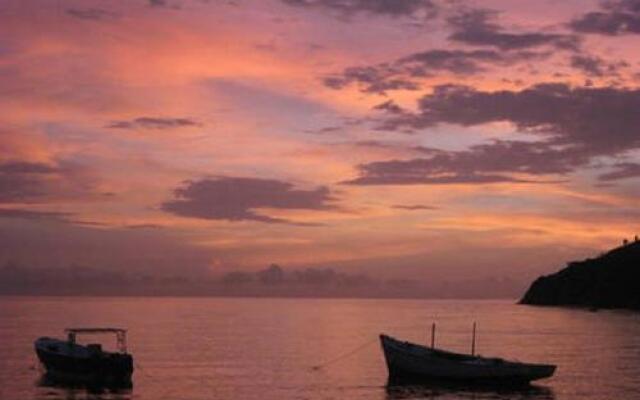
385;382;555;400
36;373;132;400
2;298;638;400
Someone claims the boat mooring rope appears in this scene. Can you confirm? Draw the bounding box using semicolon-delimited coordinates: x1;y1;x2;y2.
310;337;379;371
134;362;154;379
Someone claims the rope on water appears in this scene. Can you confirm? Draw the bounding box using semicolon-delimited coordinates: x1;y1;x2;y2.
310;336;379;371
135;362;153;378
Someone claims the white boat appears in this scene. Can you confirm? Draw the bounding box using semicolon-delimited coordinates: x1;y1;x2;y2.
380;334;556;385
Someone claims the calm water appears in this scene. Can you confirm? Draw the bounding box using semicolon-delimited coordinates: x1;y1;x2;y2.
1;297;640;400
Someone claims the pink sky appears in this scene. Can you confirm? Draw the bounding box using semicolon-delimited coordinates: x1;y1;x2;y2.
1;0;639;293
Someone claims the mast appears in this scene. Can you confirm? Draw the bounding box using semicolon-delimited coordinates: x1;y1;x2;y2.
431;322;436;349
471;322;477;356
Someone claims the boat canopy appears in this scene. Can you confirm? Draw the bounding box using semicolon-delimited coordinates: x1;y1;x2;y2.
65;328;127;334
64;328;128;353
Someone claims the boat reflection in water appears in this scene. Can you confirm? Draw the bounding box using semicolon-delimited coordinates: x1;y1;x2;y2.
36;372;132;400
385;382;555;400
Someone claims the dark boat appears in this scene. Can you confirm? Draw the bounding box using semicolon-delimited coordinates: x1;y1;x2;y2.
380;334;556;386
34;328;133;385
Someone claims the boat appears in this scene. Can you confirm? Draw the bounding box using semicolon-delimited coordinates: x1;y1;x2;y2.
380;333;556;386
34;328;133;385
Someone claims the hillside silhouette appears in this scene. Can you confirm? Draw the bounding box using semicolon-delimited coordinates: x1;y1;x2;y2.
520;240;640;310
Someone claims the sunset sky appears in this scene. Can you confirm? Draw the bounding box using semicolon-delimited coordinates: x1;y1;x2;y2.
1;0;639;290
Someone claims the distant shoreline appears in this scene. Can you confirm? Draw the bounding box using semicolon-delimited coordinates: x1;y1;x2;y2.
0;293;518;301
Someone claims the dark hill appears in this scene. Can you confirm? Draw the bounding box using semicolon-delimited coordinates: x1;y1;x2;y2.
520;241;640;310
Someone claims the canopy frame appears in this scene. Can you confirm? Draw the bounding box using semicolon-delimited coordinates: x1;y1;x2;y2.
65;327;128;353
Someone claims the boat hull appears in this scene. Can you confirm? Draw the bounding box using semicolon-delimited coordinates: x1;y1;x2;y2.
35;338;133;385
380;334;555;386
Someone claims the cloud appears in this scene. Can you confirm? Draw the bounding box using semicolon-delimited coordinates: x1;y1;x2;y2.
281;0;438;19
107;117;200;130
398;49;535;74
0;159;97;204
0;161;59;174
570;54;627;77
0;208;71;221
304;126;343;135
346;169;526;185
162;177;336;224
448;8;580;50
570;0;640;35
344;140;581;185
352;82;640;185
324;49;546;94
0;218;214;278
373;100;405;114
0;207;106;229
0;161;59;203
392;204;437;210
66;8;120;21
349;139;442;155
598;162;640;181
324;65;419;94
570;55;608;77
149;0;169;7
125;223;164;230
377;83;640;155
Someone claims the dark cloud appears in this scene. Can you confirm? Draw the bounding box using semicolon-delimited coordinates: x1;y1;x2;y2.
0;159;97;203
0;177;45;202
323;64;419;94
66;8;119;21
0;208;107;229
570;54;627;77
0;208;71;221
378;83;640;155
392;204;437;210
448;8;580;50
373;100;405;114
353;82;640;185
346;169;525;185
325;10;578;94
347;139;445;156
304;126;343;135
398;49;535;74
107;117;200;130
0;161;59;174
570;0;640;35
570;55;609;77
162;177;336;224
149;0;168;7
345;140;581;185
324;49;546;94
125;223;164;230
282;0;438;19
325;76;414;94
598;162;640;181
0;161;59;203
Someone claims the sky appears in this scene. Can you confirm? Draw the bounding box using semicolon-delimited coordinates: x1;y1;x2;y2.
1;0;639;294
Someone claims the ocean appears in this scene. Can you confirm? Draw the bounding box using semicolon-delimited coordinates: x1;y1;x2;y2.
1;296;639;400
